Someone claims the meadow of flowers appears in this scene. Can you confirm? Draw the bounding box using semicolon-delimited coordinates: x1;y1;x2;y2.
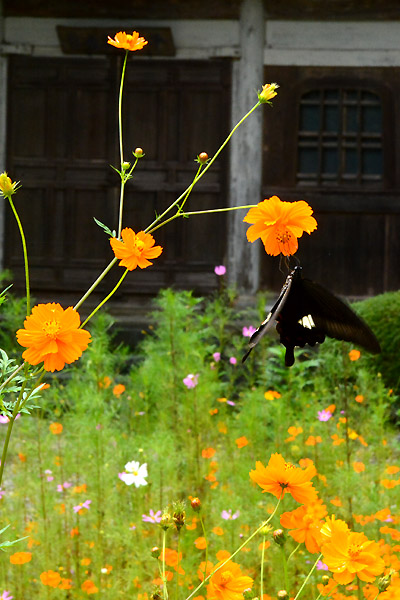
0;29;399;600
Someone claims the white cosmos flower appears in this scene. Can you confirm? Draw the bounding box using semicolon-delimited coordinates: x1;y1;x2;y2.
119;460;148;487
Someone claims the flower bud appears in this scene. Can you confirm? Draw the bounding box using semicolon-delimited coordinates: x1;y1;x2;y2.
258;83;279;104
321;575;330;586
259;524;273;537
122;161;131;171
197;152;209;164
191;497;202;512
378;571;394;592
151;546;161;559
172;500;186;531
272;529;286;546
277;591;288;599
133;147;144;158
160;512;173;530
0;172;18;197
243;590;254;600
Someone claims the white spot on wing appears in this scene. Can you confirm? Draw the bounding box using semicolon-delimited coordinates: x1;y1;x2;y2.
299;314;315;329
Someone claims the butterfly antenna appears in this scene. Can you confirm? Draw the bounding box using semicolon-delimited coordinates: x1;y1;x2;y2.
279;255;292;275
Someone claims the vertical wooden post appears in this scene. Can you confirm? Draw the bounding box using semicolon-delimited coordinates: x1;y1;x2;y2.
227;0;264;293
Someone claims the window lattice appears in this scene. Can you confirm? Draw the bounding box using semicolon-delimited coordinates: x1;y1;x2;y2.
297;89;383;186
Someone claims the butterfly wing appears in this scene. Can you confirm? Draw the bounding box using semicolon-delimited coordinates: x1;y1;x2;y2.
299;278;381;354
242;269;295;363
243;266;381;366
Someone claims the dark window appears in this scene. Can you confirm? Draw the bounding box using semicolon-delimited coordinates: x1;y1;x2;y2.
297;88;383;187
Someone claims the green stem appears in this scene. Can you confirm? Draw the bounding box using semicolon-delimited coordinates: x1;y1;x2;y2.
260;536;266;600
175;530;181;600
0;365;29;488
148;204;256;236
281;546;290;594
118;51;128;168
0;362;25;394
145;101;261;234
185;496;282;600
287;542;301;563
356;576;362;600
293;553;322;600
8;197;30;314
162;528;168;600
199;514;209;581
74;258;118;312
117;51;129;237
80;268;129;328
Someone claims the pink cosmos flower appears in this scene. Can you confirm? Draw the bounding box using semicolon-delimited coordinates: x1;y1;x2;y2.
44;469;53;482
229;357;237;365
242;326;257;337
73;499;91;513
212;352;221;362
318;410;332;422
221;509;240;520
142;509;162;523
214;265;226;276
57;481;72;492
0;414;20;424
0;591;13;600
183;373;199;389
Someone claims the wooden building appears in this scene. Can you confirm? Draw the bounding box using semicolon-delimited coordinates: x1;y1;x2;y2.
0;0;399;322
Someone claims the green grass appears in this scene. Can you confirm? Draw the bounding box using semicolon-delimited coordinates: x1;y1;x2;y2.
0;288;399;599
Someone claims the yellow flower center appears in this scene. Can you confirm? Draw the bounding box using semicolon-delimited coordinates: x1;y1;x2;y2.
284;461;296;471
134;238;145;252
276;229;293;244
43;320;61;339
348;544;362;558
220;571;233;585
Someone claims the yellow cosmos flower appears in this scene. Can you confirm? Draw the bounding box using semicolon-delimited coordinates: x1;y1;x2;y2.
107;31;148;52
250;453;318;504
243;196;317;256
110;228;163;271
16;303;91;372
206;560;253;600
321;527;385;585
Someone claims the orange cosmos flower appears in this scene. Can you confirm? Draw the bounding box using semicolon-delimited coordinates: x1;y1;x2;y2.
81;579;99;594
40;570;61;587
110;228;163;271
49;422;63;435
243;196;317;257
198;560;214;581
321;528;384;585
348;349;361;361
10;551;32;564
202;447;216;459
112;384;125;397
250;453;318;504
16;303;91;372
195;537;207;550
353;461;365;473
280;500;328;553
206;560;253;600
107;31;148;52
235;436;249;449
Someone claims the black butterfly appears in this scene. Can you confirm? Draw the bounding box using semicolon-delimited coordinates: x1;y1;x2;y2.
242;266;381;367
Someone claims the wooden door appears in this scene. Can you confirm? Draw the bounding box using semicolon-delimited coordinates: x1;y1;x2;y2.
261;66;400;297
5;56;230;306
